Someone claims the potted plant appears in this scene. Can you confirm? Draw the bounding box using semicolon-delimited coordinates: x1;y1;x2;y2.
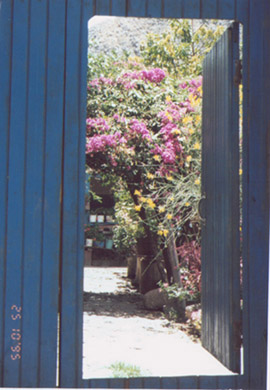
84;224;105;247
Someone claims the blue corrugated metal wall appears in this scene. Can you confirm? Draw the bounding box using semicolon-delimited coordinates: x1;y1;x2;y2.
0;0;269;389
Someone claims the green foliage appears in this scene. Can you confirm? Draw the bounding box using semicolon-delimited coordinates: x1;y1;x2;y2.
88;43;120;80
158;281;192;302
87;59;168;122
140;20;226;77
112;184;144;254
108;361;143;378
84;223;105;241
177;241;201;302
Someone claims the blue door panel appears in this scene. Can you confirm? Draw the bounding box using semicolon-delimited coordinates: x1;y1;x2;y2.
59;0;88;387
0;0;13;385
3;0;30;385
201;23;241;373
0;1;65;387
38;1;66;385
20;0;48;385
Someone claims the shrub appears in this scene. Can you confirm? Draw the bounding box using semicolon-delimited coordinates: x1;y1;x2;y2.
177;241;201;302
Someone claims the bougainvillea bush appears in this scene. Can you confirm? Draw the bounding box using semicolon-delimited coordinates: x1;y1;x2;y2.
86;57;202;284
86;62;202;241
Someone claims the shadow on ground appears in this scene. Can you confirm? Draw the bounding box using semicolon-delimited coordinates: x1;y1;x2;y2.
83;291;162;319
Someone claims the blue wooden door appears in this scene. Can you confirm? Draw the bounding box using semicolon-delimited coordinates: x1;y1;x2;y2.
201;23;241;373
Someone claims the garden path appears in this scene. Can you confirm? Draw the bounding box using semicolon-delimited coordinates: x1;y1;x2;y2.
83;267;233;379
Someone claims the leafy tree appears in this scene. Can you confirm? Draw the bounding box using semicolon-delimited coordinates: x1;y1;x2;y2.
140;19;226;77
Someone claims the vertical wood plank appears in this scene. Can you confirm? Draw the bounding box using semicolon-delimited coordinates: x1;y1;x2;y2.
3;0;30;386
201;40;214;361
182;0;200;18
216;375;238;389
76;0;91;387
163;0;183;18
87;379;110;388
96;0;110;15
146;0;163;18
200;0;218;19
161;377;178;389
217;30;224;368
241;1;269;388
143;377;161;389
197;375;244;389
128;377;144;388
217;0;236;20
38;0;66;386
198;375;218;389
59;0;86;387
238;3;249;386
87;0;96;18
127;0;147;17
0;0;13;386
178;376;198;388
109;378;127;388
236;0;249;23
111;0;126;16
20;0;48;385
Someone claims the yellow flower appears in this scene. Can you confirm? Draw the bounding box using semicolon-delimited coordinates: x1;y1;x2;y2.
195;115;201;125
163;229;169;237
158;230;164;236
134;205;141;212
158;206;166;213
166;175;173;181
195;178;200;185
141;196;147;203
185;202;190;207
169;196;174;202
193;142;200;150
189;128;195;135
134;189;141;196
153;154;161;162
182;116;193;125
147;172;154;179
172;128;181;135
167;214;173;220
166;95;171;102
186;155;192;163
165;111;173;121
147;198;156;209
189;94;200;107
197;86;202;94
239;168;243;175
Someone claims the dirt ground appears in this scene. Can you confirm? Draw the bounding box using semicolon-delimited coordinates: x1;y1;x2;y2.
83;267;233;379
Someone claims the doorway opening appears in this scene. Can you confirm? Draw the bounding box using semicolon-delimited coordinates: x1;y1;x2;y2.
82;16;243;380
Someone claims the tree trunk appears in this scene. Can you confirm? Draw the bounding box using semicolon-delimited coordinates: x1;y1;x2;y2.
127;184;168;293
162;232;182;287
135;226;168;294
